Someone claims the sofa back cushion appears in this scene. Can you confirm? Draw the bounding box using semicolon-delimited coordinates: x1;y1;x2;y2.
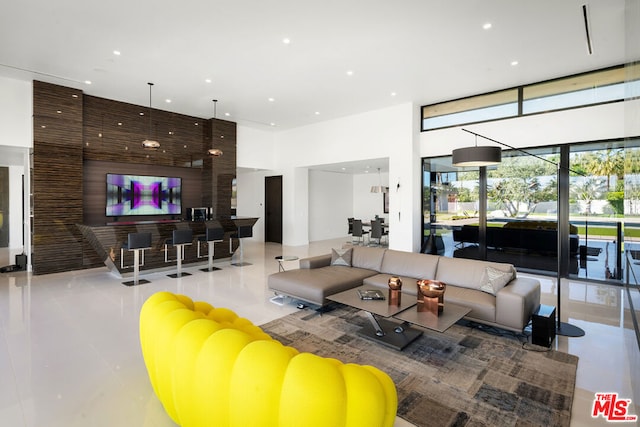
350;246;386;271
435;257;516;291
379;249;440;280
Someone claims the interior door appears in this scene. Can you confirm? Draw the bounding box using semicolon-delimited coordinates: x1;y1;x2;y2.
265;175;283;243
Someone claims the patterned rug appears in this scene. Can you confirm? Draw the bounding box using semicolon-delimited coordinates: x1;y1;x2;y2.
260;305;578;427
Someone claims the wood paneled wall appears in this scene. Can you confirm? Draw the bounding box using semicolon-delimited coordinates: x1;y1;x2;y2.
33;81;84;274
83;160;204;225
32;81;237;275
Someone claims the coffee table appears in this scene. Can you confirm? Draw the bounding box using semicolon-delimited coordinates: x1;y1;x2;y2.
327;285;423;350
393;302;471;333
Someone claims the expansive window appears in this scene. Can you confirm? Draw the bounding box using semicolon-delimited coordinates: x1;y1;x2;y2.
421;64;639;131
422;89;518;130
423;139;640;284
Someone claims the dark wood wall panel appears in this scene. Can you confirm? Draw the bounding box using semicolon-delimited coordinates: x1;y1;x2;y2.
208;119;237;217
83;95;207;167
33;82;84;275
32;81;237;275
83;160;203;224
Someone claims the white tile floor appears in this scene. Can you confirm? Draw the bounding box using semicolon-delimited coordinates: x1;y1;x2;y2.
0;238;638;427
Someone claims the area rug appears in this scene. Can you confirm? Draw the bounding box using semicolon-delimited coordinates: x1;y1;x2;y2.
260;305;578;427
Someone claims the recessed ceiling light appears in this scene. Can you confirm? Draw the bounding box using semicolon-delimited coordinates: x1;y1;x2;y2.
346;70;354;76
56;110;62;114
270;122;276;126
205;79;212;83
268;97;275;102
282;38;291;44
84;80;92;85
511;60;519;66
391;92;397;97
113;50;121;56
314;111;320;115
483;23;492;30
165;99;171;103
225;112;230;116
139;112;144;116
118;122;122;126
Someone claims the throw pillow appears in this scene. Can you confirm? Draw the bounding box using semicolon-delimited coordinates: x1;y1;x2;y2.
479;266;515;295
331;248;353;267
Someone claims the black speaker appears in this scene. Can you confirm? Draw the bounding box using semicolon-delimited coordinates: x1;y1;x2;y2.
532;304;556;347
15;253;27;270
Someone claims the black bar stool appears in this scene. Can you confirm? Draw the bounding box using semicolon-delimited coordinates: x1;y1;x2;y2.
198;224;225;272
164;229;193;278
230;225;253;266
122;232;152;286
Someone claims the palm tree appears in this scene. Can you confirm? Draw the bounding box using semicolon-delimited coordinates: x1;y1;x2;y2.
570;178;606;214
586;148;624;191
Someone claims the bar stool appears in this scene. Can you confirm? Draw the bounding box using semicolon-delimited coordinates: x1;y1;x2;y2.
230;225;253;266
122;232;152;286
198;224;225;272
164;229;193;278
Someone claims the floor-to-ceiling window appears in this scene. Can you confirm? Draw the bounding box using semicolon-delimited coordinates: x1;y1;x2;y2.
421;62;640;285
423;139;640;284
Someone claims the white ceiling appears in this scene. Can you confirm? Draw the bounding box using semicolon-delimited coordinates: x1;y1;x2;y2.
0;0;634;173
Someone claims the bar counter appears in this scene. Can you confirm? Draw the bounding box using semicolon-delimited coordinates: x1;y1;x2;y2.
78;217;259;277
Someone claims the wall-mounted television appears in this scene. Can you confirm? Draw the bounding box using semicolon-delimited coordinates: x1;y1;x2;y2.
106;173;182;217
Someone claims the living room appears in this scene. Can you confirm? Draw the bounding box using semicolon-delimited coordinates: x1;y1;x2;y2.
0;1;639;426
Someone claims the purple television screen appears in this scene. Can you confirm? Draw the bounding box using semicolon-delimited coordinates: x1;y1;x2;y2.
106;173;182;216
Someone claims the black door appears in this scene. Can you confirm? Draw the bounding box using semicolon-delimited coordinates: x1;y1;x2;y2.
265;175;283;243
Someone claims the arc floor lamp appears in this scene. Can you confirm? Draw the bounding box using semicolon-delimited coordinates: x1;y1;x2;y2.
453;128;585;338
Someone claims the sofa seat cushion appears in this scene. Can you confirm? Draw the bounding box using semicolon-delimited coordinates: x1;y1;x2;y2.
444;286;496;323
268;266;377;306
362;274;420;296
379;249;439;280
435;256;516;291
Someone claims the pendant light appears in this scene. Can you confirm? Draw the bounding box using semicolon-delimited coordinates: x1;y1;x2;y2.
370;168;387;193
451;134;501;167
141;82;160;150
207;99;224;157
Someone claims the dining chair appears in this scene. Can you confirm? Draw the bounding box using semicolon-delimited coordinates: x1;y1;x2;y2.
369;219;388;246
352;219;369;245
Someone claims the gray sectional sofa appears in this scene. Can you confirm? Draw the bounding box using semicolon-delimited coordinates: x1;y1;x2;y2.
267;245;541;332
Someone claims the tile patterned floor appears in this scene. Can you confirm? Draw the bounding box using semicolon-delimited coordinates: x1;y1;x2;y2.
0;239;637;426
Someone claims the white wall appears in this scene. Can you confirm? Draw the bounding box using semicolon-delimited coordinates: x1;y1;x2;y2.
352;172;389;222
267;103;419;248
308;170;353;241
0;76;32;149
236;125;277;171
0;76;32;255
